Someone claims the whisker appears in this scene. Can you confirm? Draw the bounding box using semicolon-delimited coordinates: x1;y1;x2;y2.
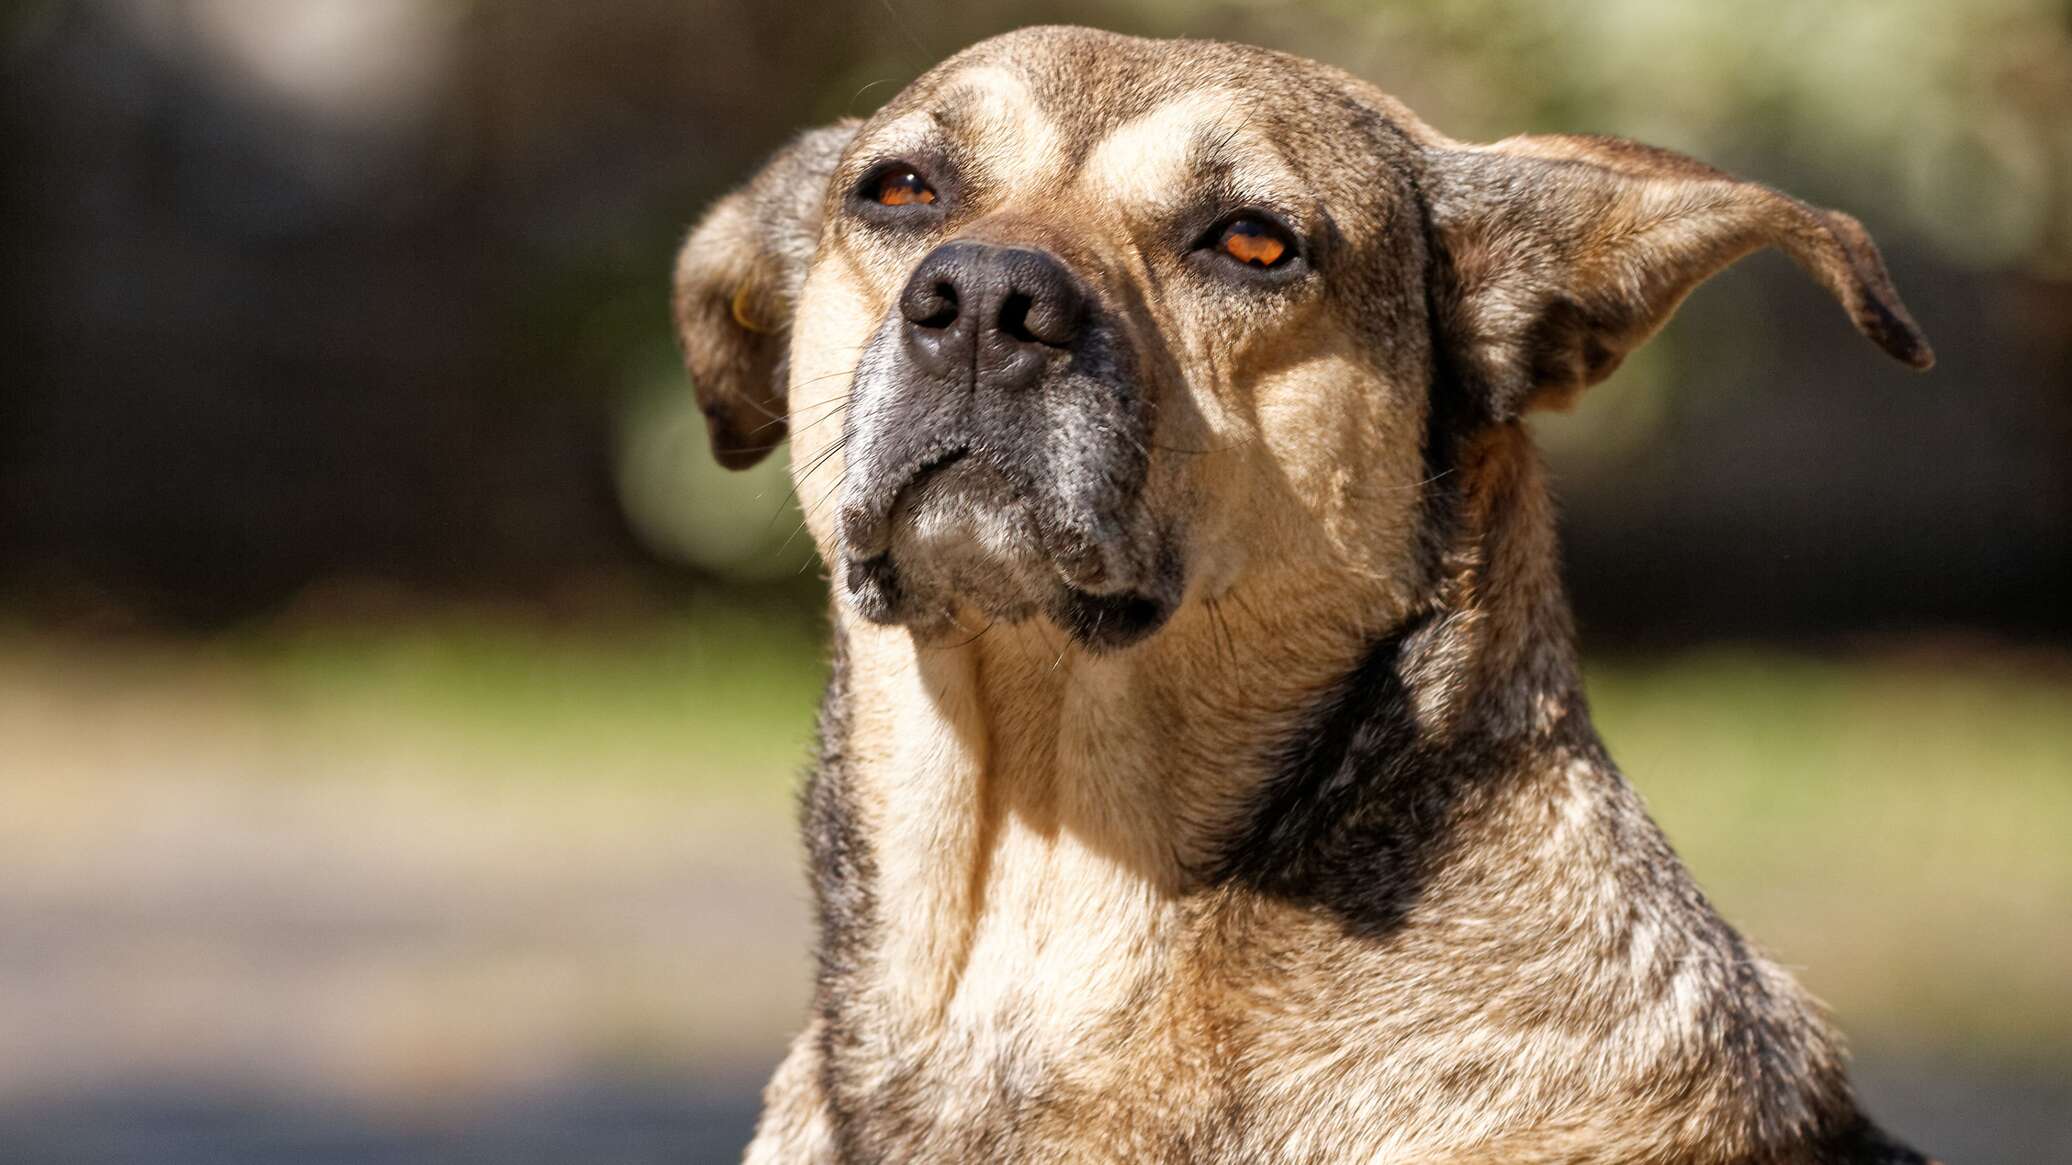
1047;622;1071;674
780;466;850;556
927;615;997;652
731;393;787;424
787;402;850;441
846;77;900;117
1206;597;1238;666
721;392;852;454
785;367;862;394
1225;587;1266;632
873;0;933;72
1347;466;1457;500
790;389;855;417
765;434;851;530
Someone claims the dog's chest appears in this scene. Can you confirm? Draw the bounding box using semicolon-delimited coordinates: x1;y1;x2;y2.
830;821;1233;1160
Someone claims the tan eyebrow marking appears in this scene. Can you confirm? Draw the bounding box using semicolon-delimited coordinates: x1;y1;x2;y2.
863;66;1062;196
1080;90;1298;213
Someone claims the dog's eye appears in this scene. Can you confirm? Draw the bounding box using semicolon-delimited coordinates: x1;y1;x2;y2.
873;169;937;207
1215;217;1290;268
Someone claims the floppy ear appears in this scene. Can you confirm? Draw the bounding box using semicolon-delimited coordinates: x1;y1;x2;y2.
673;120;859;469
1421;133;1933;420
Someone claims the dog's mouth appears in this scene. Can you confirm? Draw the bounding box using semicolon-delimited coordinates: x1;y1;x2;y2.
838;445;976;560
837;445;1177;649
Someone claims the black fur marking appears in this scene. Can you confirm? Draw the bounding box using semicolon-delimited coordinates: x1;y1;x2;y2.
1805;1114;1939;1165
1211;611;1541;943
801;633;874;993
1214;619;1428;891
1054;586;1172;651
797;631;880;1159
844;554;903;624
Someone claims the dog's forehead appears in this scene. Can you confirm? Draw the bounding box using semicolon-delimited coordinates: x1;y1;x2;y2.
860;28;1386;199
1080;88;1298;208
867;65;1068;191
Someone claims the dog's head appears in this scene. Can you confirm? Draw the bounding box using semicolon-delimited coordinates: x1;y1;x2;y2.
676;27;1930;650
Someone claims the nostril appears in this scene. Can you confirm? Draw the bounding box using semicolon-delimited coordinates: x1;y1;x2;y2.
998;289;1081;347
997;293;1038;344
903;244;1084;352
914;282;959;330
901;271;962;331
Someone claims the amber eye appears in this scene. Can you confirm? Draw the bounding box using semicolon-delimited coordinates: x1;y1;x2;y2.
1217;217;1289;267
874;168;937;207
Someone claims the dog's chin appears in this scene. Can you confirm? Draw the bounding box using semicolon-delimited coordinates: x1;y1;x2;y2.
841;460;1175;651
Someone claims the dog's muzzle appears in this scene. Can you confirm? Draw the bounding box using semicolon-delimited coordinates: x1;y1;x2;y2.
835;239;1175;648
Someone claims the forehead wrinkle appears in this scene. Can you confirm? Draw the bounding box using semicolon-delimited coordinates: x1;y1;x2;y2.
931;65;1065;192
861;108;942;162
850;66;1066;200
1080;91;1297;214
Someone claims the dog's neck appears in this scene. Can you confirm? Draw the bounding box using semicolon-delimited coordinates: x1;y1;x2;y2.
827;423;1586;1028
812;422;1865;1160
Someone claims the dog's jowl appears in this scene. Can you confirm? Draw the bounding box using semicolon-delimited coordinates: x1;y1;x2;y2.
675;27;1938;1165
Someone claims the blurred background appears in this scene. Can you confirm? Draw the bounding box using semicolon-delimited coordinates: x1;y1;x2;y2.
2;1;2067;1161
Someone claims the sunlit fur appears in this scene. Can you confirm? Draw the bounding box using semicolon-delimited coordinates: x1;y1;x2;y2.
674;26;1936;1165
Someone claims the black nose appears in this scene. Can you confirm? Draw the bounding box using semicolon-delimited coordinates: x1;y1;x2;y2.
898;241;1085;390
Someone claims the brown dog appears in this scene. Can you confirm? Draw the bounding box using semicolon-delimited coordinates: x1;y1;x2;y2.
675;26;1937;1164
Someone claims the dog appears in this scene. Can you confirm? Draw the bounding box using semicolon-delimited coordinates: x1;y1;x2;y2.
674;27;1938;1164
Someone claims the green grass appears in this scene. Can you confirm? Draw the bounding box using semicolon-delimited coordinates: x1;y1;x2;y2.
235;607;833;796
1;602;833;800
1589;650;2072;888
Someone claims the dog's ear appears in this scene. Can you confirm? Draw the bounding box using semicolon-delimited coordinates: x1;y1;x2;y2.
1421;134;1933;420
674;120;860;469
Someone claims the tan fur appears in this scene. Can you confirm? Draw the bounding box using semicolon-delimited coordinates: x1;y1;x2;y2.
677;26;1937;1165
